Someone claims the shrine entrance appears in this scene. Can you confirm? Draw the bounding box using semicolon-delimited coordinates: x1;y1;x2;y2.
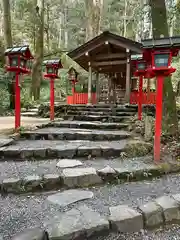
67;31;142;104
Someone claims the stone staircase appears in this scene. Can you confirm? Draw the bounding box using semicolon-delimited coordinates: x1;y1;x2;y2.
21;107;39;117
0;104;156;194
1;104;180;240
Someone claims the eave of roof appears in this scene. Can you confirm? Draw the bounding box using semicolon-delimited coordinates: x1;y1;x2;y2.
68;31;142;59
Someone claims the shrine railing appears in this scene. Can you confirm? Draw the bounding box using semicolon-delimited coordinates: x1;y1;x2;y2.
130;91;156;105
67;92;97;104
66;91;156;105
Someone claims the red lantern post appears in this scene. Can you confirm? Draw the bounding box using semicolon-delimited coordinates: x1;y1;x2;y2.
142;37;180;162
4;46;33;130
44;59;62;121
68;67;78;104
131;55;148;121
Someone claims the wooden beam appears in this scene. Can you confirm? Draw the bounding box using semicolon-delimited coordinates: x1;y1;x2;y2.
73;42;105;60
109;39;142;54
92;60;126;67
88;64;92;104
93;53;126;61
125;54;131;102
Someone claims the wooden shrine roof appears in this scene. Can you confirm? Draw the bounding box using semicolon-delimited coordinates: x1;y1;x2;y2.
68;31;142;74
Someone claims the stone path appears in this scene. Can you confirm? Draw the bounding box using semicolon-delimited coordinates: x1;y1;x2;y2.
21;127;131;141
2;173;180;239
0;139;129;159
1;156;171;193
21;107;39;117
0;116;50;134
1;104;177;239
44;120;129;130
63;114;132;122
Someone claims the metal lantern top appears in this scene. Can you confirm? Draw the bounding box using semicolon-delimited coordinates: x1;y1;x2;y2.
5;45;33;74
43;59;62;79
131;54;153;78
68;67;78;83
142;36;180;75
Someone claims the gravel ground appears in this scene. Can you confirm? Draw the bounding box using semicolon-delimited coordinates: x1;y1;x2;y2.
1;173;180;239
89;225;180;240
0;157;153;180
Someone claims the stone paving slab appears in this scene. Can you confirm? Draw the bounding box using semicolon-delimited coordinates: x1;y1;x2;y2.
62;167;102;188
63;115;132;122
56;159;83;168
44;205;109;240
155;195;180;223
12;228;49;240
44;120;129;130
47;189;94;208
139;201;164;229
21;127;131;141
109;205;143;233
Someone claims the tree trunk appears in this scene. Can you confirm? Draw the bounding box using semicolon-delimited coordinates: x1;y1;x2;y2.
2;0;15;109
30;0;44;101
85;0;103;41
150;0;178;135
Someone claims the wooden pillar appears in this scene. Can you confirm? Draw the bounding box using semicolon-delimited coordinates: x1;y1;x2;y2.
88;63;92;104
125;49;131;103
147;78;150;104
96;72;100;103
108;75;111;104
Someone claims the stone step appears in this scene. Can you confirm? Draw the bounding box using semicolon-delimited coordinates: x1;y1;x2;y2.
21;112;38;117
66;110;135;117
0;139;152;160
22;108;38;113
3;176;180;240
63;115;132;122
0;156;178;194
21;128;131;141
66;107;137;113
44;120;129;130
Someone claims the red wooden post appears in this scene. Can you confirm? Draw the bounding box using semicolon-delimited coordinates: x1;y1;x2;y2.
15;72;21;130
50;78;55;121
147;78;150;104
154;75;164;161
138;75;143;120
72;83;75;104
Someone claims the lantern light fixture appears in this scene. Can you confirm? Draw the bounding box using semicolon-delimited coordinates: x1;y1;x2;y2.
4;45;34;131
68;67;78;84
5;45;33;74
141;36;180;162
43;59;62;79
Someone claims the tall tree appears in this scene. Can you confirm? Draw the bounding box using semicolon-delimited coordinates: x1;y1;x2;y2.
30;0;45;100
2;0;15;109
85;0;103;41
149;0;178;135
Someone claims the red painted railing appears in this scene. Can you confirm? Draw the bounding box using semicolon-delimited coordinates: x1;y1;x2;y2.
66;91;156;105
130;91;156;105
67;92;97;104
